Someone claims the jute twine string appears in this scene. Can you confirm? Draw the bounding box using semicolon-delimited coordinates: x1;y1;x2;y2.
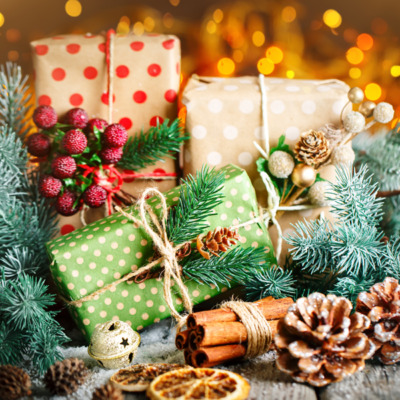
222;300;272;357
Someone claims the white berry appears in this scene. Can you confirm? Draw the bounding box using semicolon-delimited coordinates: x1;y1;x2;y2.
343;111;365;134
268;150;295;179
373;102;394;124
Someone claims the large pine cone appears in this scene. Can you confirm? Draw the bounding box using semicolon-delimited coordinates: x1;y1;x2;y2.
356;277;400;364
294;130;330;167
44;357;88;395
93;383;124;400
0;365;31;400
275;293;375;387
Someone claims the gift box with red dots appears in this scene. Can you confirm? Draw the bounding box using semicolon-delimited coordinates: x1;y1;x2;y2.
182;75;350;262
31;32;181;236
46;164;275;339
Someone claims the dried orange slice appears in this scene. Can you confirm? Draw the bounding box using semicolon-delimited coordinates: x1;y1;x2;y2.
110;363;190;392
146;368;250;400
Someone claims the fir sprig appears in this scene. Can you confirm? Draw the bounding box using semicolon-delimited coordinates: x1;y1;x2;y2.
0;274;56;330
118;119;188;171
0;322;23;365
167;166;225;244
1;247;43;279
181;246;268;289
0;62;32;138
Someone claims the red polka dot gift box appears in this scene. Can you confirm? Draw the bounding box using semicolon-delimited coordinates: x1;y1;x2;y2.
31;32;181;236
46;164;276;339
182;76;350;262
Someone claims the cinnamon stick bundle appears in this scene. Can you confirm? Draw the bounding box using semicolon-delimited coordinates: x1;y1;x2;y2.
177;296;293;368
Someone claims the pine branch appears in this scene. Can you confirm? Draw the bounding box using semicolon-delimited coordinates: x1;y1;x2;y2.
327;165;384;228
181;246;267;289
0;273;56;331
0;322;23;365
383;237;400;280
27;323;69;375
1;247;43;279
0;62;32;138
167;165;225;244
245;266;296;301
117;118;189;171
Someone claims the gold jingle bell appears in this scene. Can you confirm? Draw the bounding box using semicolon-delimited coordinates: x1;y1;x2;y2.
291;164;317;188
358;101;376;118
348;87;364;104
88;320;140;369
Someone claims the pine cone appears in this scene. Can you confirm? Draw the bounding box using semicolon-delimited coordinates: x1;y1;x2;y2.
294;130;330;167
0;365;31;400
356;277;400;364
275;293;375;387
44;357;88;395
196;227;240;259
92;383;124;400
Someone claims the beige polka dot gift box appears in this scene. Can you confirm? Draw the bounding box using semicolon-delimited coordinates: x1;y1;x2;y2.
182;76;350;261
46;164;275;340
31;32;181;236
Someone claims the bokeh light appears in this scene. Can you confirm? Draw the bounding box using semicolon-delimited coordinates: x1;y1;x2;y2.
0;13;4;28
65;0;82;17
357;33;373;51
346;47;364;64
286;70;295;79
257;58;274;75
217;58;235;75
349;67;361;79
169;0;180;6
213;9;223;23
281;6;296;23
117;16;130;34
207;20;217;34
391;66;400;78
252;31;265;47
266;46;283;64
144;17;155;32
323;9;342;29
365;83;382;101
133;22;144;36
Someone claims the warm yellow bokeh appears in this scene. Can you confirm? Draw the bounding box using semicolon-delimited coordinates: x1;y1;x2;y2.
252;31;265;47
266;46;283;64
218;57;235;75
357;33;373;51
0;13;4;27
346;47;364;65
365;83;382;101
213;9;224;24
391;65;400;77
323;9;342;29
286;70;295;79
349;67;361;79
65;0;82;17
282;6;296;23
257;58;274;75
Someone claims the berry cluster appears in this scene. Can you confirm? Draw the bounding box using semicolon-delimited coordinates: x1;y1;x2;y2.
27;105;128;216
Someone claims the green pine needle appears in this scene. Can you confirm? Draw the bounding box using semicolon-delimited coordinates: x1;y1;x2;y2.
28;324;69;375
181;246;267;289
0;273;56;330
1;247;43;279
0;322;23;365
118;118;189;171
167;165;225;244
245;266;296;301
0;62;32;138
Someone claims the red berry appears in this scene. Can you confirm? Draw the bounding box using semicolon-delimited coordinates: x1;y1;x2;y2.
65;108;89;129
61;129;88;155
83;185;108;208
102;124;128;148
51;155;77;179
39;175;62;198
27;132;51;157
86;118;108;133
99;147;123;164
55;191;80;216
33;105;58;129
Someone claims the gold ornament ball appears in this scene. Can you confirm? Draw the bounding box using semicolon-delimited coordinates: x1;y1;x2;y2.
88;320;141;369
291;164;317;188
348;87;364;104
358;101;376;118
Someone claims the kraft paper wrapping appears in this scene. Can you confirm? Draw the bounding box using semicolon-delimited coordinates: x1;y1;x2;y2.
46;164;276;339
182;76;350;262
31;33;181;235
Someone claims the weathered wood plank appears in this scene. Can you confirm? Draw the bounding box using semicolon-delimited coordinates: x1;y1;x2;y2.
319;361;400;400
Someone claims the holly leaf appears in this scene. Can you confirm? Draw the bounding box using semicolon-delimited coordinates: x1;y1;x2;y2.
256;157;268;173
93;126;102;142
270;135;291;156
90;153;102;164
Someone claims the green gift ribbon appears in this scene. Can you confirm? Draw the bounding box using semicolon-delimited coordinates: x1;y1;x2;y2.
47;164;276;339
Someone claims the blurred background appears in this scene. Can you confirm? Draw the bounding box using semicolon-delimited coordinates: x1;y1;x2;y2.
1;0;400;115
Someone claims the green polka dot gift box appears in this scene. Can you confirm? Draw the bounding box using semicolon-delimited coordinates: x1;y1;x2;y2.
46;164;276;340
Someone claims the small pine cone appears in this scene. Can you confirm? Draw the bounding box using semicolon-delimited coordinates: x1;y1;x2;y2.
356;277;400;364
275;293;375;387
0;365;31;400
196;227;240;259
92;383;124;400
294;130;330;167
176;242;192;259
44;358;88;395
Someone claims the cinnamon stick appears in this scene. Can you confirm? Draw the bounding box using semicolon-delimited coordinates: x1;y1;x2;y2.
175;329;190;350
186;297;293;328
193;319;279;349
183;349;193;365
192;345;247;368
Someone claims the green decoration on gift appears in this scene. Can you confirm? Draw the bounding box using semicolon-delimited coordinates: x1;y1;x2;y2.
47;164;276;339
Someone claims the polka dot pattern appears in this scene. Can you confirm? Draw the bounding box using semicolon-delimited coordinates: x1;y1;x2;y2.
47;165;275;337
